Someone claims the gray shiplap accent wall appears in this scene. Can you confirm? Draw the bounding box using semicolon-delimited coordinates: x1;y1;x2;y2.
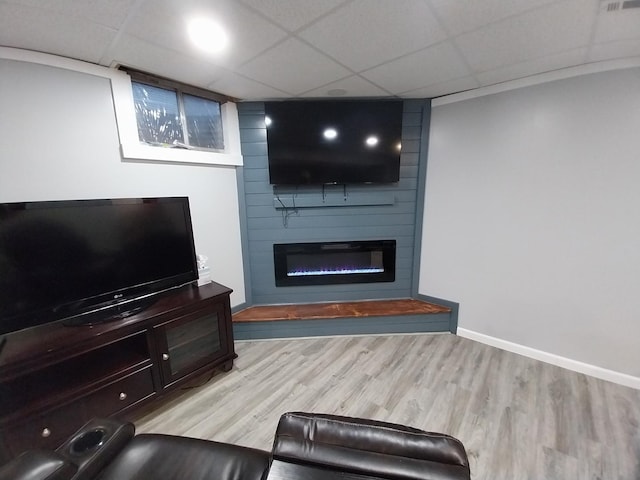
238;100;429;306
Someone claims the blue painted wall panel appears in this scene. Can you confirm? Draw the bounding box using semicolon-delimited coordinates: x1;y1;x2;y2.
238;100;429;307
233;314;451;340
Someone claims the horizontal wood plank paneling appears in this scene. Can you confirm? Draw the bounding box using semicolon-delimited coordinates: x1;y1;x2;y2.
238;100;431;319
248;214;416;230
233;314;451;340
247;202;419;217
272;192;397;208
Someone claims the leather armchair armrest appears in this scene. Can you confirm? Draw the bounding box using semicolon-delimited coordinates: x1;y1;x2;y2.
272;412;470;480
0;450;77;480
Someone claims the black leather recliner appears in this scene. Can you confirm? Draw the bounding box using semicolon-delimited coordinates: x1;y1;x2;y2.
273;412;470;480
0;412;470;480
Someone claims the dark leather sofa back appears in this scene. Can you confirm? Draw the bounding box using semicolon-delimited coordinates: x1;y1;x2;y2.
1;413;470;480
272;412;470;480
0;450;77;480
96;434;270;480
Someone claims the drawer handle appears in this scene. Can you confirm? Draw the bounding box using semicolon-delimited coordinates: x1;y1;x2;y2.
119;392;127;401
162;353;169;361
41;428;51;438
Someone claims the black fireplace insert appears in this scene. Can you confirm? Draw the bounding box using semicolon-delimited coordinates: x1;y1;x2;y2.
273;240;396;287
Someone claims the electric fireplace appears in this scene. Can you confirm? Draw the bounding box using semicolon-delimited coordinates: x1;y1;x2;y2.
273;240;396;287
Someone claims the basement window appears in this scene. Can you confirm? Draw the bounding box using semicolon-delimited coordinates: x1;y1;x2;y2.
131;77;224;151
111;67;243;166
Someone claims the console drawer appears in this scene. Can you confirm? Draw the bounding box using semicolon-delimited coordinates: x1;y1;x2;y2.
3;367;154;458
83;366;155;419
4;401;83;456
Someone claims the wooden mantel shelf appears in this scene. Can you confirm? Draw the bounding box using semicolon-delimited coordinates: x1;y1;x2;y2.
233;299;450;323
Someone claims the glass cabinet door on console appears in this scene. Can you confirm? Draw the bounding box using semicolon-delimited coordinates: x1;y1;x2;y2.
154;303;229;387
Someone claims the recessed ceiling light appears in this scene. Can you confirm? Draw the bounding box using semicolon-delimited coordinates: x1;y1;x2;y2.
365;136;379;147
323;128;338;140
187;17;228;54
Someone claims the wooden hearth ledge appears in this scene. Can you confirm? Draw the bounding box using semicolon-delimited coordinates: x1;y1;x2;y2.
233;299;450;322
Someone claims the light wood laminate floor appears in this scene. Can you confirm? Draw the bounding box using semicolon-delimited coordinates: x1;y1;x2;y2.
134;334;640;480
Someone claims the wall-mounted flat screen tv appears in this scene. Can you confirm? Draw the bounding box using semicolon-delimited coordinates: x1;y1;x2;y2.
265;100;403;185
0;197;198;335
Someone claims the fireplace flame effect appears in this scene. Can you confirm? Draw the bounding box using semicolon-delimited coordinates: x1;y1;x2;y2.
288;267;385;277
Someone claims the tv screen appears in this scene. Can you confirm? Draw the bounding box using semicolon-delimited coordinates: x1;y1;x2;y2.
0;197;198;335
265;100;403;185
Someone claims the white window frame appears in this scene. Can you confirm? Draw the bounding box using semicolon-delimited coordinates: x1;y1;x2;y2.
112;70;242;166
0;47;243;167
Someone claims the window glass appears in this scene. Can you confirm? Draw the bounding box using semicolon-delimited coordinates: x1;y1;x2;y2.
132;82;183;145
183;94;224;150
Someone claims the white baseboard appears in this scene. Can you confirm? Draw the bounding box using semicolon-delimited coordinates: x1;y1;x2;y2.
457;328;640;390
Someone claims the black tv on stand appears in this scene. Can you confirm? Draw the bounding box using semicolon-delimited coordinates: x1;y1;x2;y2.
0;197;199;336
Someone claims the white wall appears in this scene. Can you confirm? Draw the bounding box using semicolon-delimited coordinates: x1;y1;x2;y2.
420;66;640;384
0;58;247;306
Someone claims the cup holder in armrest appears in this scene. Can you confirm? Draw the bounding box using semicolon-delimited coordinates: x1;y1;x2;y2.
70;428;106;456
56;419;135;480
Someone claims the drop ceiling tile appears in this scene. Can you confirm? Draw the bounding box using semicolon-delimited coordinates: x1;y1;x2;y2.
455;0;597;72
428;0;561;36
1;0;634;101
6;0;137;28
239;0;348;31
112;35;228;88
361;42;471;95
475;47;588;86
593;7;640;44
0;3;117;62
210;72;291;100
588;39;640;62
299;75;391;98
400;75;480;99
298;0;447;72
238;38;352;95
124;0;287;68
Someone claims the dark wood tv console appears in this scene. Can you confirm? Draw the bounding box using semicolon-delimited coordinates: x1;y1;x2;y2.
0;281;236;463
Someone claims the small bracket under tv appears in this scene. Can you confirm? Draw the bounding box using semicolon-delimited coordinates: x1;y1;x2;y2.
321;183;347;202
